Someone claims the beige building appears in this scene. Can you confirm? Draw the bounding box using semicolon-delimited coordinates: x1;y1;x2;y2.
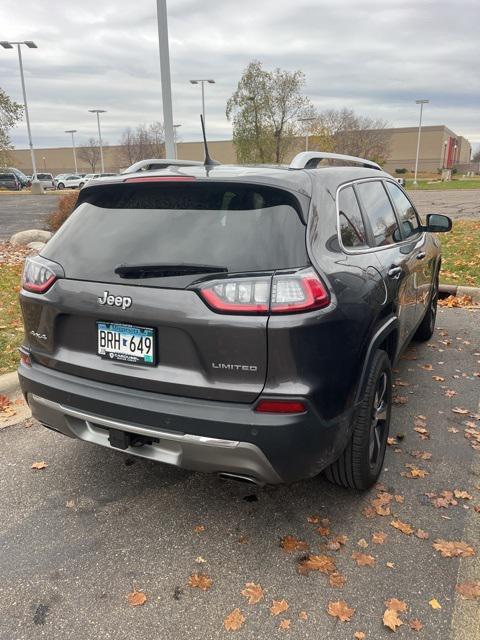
6;125;472;176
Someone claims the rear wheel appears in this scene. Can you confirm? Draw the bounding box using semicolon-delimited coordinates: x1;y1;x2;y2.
325;350;392;490
414;277;438;342
57;182;65;190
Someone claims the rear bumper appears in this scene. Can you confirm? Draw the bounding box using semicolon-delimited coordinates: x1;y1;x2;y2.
18;361;353;484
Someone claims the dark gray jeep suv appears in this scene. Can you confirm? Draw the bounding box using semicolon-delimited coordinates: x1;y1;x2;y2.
18;152;451;490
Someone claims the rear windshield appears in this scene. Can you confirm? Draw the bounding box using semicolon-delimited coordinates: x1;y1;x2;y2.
44;182;309;287
37;173;52;180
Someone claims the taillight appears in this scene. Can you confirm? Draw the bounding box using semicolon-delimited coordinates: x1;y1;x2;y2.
255;399;307;413
22;256;61;293
197;268;329;314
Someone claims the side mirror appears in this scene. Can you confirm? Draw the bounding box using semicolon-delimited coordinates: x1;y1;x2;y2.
426;213;452;233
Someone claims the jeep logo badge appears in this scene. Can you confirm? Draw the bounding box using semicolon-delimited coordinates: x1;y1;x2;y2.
98;291;132;310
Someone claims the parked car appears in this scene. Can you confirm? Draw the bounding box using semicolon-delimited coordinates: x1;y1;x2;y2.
18;152;452;490
36;173;56;190
0;172;22;190
6;167;30;188
121;159;203;174
54;174;83;190
79;173;117;188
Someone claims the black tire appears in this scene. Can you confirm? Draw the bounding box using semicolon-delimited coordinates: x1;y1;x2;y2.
57;182;65;190
79;182;84;188
325;350;392;490
414;277;438;342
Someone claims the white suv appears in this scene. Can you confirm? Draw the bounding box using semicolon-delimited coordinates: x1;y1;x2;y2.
55;174;83;190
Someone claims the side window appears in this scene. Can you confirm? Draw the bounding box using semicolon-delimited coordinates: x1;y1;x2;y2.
385;181;421;239
356;181;400;247
338;186;368;248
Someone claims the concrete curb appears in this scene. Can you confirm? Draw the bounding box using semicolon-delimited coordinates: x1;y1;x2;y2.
0;371;31;429
439;284;480;303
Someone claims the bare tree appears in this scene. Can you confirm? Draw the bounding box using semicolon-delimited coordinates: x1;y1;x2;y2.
0;87;23;166
310;108;391;164
118;122;165;166
226;60;313;164
77;138;101;172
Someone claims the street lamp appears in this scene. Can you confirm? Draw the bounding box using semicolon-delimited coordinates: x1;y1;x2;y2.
298;117;316;151
173;123;181;159
442;140;448;170
190;79;215;124
156;0;175;159
65;129;78;174
413;99;429;185
0;40;42;193
88;109;106;173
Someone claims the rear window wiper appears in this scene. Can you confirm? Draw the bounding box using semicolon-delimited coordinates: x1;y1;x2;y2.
114;263;228;279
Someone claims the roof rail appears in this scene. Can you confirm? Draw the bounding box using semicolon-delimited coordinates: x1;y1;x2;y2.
289;152;381;171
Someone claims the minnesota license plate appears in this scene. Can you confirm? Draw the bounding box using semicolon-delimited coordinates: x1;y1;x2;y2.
97;322;155;366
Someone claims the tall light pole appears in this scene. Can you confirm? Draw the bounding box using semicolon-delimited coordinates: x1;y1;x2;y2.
156;0;175;159
65;129;78;174
173;123;181;159
190;79;215;124
88;109;106;173
298;117;316;151
413;99;429;185
0;40;42;193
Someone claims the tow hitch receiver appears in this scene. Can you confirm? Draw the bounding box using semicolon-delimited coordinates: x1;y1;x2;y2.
108;429;159;450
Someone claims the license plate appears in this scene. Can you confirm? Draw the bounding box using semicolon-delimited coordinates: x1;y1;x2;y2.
97;322;155;366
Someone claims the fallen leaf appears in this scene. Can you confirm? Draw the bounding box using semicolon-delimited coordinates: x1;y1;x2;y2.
317;526;330;537
402;465;429;479
280;535;309;552
415;529;430;540
329;572;345;588
188;573;213;591
357;538;369;548
298;611;308;620
390;519;414;535
193;525;205;533
432;375;445;381
453;490;472;500
354;633;366;640
452;407;469;414
372;531;388;544
195;556;206;564
241;582;264;604
65;499;75;508
429;598;442;609
307;515;320;524
455;581;480;600
393;395;408;405
386;562;395;569
432;539;475;558
270;599;289;616
362;505;376;519
445;389;457;397
127;590;147;606
385;598;407;612
298;554;336;575
420;364;433;371
351;552;375;567
279;619;291;630
448;426;459;433
410;450;432;460
224;608;245;631
387;436;397;446
383;608;403;631
238;535;249;544
409;619;423;631
31;461;48;470
327;600;355;622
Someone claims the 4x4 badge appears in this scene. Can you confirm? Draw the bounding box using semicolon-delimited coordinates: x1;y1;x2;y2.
97;291;132;310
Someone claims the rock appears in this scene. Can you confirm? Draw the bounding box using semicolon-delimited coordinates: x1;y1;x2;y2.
10;229;52;246
27;241;46;251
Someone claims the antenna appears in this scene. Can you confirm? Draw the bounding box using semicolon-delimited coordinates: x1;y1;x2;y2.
200;114;220;166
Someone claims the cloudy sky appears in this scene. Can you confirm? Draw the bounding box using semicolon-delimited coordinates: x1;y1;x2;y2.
2;0;479;152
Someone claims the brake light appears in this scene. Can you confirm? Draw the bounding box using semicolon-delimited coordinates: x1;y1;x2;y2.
197;268;329;314
123;176;196;183
22;256;59;293
255;399;307;413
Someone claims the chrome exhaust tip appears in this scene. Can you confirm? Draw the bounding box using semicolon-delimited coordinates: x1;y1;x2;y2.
218;472;262;486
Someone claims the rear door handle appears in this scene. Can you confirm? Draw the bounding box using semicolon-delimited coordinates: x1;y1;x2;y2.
416;251;426;260
388;266;403;279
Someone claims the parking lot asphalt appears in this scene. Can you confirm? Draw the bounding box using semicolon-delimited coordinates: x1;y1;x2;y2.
0;308;479;639
0;194;59;240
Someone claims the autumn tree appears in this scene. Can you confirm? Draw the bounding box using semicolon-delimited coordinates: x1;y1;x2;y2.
226;60;313;164
309;108;391;164
472;148;480;163
0;87;24;165
77;138;103;172
118;122;166;165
